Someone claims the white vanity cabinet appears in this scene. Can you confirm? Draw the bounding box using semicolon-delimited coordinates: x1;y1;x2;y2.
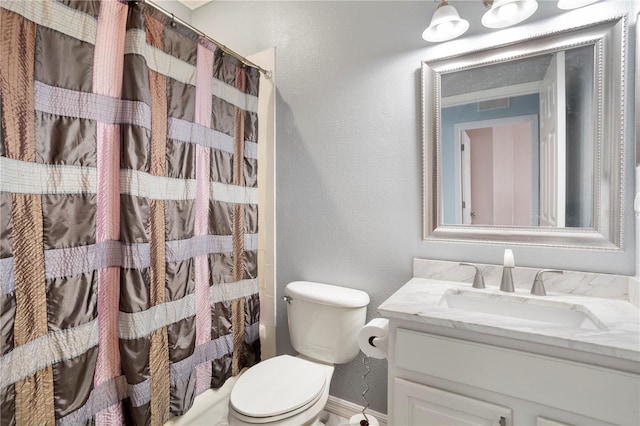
388;323;640;425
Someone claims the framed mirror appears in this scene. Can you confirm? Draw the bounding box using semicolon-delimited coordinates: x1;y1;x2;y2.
422;16;627;250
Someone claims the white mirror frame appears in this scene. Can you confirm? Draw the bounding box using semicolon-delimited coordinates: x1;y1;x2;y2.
422;15;627;250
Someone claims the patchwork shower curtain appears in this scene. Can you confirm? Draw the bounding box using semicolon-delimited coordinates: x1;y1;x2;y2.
0;0;261;424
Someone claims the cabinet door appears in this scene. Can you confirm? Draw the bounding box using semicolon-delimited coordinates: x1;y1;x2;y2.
394;378;512;425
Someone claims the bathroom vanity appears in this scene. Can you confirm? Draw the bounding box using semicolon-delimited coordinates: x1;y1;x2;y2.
379;260;640;425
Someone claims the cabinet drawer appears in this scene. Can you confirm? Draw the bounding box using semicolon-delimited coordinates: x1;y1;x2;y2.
395;328;639;425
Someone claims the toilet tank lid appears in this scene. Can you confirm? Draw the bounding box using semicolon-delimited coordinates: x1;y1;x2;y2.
285;281;370;308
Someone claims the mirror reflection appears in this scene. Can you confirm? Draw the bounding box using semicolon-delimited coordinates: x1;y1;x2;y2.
440;45;594;228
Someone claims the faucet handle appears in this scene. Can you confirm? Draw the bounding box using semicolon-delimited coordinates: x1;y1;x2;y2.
531;269;563;296
459;263;485;289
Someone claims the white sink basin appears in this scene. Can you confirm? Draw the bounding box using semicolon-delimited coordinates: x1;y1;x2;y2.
440;289;608;331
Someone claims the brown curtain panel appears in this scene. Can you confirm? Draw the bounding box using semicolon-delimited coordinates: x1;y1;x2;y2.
0;1;261;424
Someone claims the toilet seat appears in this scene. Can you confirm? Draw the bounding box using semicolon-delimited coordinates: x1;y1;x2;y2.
230;355;329;423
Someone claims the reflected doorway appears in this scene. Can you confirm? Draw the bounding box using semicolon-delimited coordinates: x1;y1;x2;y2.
455;115;539;226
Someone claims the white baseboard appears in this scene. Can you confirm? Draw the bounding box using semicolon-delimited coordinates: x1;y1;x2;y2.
325;395;388;426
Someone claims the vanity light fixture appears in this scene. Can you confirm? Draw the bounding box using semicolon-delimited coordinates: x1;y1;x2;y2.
557;0;600;10
422;0;470;42
481;0;538;29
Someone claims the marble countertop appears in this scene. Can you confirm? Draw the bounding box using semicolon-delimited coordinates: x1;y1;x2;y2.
378;277;640;366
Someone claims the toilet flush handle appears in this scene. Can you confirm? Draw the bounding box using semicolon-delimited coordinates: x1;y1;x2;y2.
282;295;293;304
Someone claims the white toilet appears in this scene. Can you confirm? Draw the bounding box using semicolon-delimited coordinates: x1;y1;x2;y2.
228;281;370;425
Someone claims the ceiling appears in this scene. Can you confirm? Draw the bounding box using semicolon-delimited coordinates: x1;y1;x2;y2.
177;0;212;10
441;54;553;97
175;1;571;32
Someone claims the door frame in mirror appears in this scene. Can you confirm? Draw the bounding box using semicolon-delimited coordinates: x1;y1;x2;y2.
422;15;627;250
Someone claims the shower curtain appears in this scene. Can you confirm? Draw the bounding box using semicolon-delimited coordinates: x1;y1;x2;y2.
0;1;261;424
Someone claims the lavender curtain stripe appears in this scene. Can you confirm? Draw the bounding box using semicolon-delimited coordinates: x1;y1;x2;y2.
3;243;148;295
244;321;260;344
125;29;196;85
165;234;257;263
170;335;233;386
128;379;151;408
244;139;258;160
120;168;258;204
212;79;259;114
118;279;258;340
1;237;257;295
167;118;228;150
0;320;99;386
166;235;228;263
121;243;151;269
57;375;128;426
209;279;259;304
34;81;151;128
0;257;14;295
118;295;195;340
120;169;196;200
0;0;97;45
168;118;258;159
244;233;258;252
0;157;96;195
211;181;258;205
45;240;121;279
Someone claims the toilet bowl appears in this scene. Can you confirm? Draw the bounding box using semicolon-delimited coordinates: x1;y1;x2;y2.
228;355;334;425
227;281;370;425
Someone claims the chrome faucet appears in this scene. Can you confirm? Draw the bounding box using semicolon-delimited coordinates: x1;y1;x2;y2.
500;249;515;292
531;270;563;296
459;263;485;289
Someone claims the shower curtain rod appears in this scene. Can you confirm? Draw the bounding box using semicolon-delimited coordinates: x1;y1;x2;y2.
141;0;272;79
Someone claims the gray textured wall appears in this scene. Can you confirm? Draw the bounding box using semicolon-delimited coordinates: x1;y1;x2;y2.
149;0;192;23
191;2;637;414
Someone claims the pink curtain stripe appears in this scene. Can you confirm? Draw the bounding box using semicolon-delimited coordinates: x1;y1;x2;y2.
194;257;212;394
195;43;214;129
194;150;210;331
194;43;214;393
93;0;127;99
96;124;121;243
92;1;127;422
93;0;126;244
94;0;125;242
195;145;211;235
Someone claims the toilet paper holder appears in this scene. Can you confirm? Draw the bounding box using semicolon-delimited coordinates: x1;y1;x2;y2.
368;335;384;349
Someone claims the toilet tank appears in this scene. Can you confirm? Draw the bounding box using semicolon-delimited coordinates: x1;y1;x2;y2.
284;281;370;364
